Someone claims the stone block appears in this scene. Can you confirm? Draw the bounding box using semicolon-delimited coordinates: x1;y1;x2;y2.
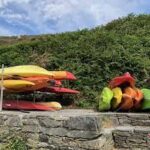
5;116;22;127
38;117;63;128
63;116;101;131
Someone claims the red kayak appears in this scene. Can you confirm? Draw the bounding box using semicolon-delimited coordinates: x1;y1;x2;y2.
53;80;62;86
3;100;55;111
40;87;80;94
109;72;135;89
66;72;77;80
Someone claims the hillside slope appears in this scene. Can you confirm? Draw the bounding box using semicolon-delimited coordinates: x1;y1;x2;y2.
0;14;150;108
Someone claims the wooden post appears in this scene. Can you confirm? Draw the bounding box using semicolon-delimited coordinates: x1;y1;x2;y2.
0;64;4;111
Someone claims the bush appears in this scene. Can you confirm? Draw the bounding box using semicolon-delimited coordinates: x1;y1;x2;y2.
0;14;150;108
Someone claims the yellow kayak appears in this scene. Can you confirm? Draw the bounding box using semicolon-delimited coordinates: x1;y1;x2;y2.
49;71;76;80
111;87;122;109
38;102;62;110
2;80;35;90
0;65;53;79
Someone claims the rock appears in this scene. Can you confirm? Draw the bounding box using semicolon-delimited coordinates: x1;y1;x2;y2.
22;125;40;133
63;116;101;131
5;116;22;127
38;117;63;128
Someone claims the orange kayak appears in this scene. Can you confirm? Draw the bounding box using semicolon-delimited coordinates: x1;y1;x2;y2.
119;87;143;111
15;76;49;92
124;87;136;98
7;77;62;92
119;87;136;110
4;77;49;92
119;94;134;111
22;76;49;87
20;77;62;87
134;88;143;109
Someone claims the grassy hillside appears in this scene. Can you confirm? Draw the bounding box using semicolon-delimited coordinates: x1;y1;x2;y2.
0;14;150;108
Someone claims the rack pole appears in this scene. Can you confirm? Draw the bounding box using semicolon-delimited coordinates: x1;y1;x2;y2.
0;64;4;111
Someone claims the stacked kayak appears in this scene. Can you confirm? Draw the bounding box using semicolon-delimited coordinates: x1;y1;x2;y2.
1;65;80;111
49;71;76;80
97;72;150;111
40;87;80;94
0;65;53;79
1;80;35;90
3;100;55;111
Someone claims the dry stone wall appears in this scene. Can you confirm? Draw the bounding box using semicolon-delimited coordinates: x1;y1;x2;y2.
1;110;150;150
0;110;113;150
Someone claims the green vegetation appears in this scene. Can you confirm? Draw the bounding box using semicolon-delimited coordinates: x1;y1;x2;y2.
1;135;27;150
0;14;150;108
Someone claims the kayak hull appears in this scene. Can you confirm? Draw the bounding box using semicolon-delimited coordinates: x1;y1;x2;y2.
109;72;135;89
3;100;55;111
0;65;53;79
49;71;76;80
112;87;122;109
2;80;35;90
38;102;62;110
40;87;80;94
98;87;113;111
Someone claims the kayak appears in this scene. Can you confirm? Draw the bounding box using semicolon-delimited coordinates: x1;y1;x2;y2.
21;77;62;87
0;65;53;79
37;102;62;110
5;77;56;92
21;76;50;83
39;87;80;94
49;71;76;80
3;100;55;111
134;88;143;109
4;78;63;93
98;87;113;111
109;72;135;89
2;80;35;90
17;76;50;92
119;87;143;111
141;89;150;110
5;82;47;93
119;94;133;111
124;87;136;99
111;87;122;109
119;87;136;110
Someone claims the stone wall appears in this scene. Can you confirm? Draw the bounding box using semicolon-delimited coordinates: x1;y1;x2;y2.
0;110;150;150
0;110;113;150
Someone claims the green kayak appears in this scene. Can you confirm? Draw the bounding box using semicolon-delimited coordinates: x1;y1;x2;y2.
141;88;150;110
98;87;113;111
